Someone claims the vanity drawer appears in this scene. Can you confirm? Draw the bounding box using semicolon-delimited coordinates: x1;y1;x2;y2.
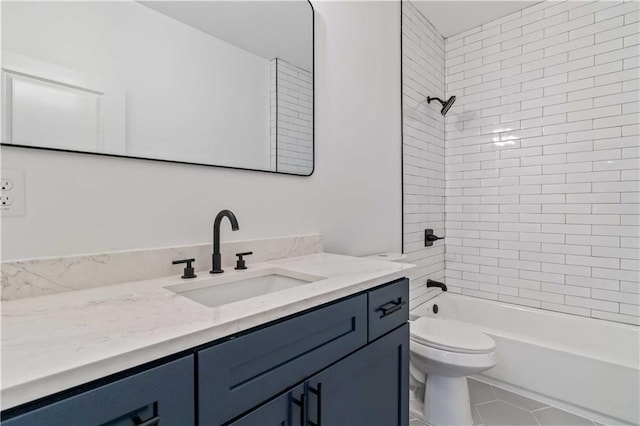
368;278;409;341
2;356;194;426
197;294;368;425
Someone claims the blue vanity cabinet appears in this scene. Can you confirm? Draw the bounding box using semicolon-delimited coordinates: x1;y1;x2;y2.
200;278;409;426
2;356;195;426
305;324;409;426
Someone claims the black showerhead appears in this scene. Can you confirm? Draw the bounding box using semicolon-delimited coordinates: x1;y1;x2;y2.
427;95;456;116
441;95;456;115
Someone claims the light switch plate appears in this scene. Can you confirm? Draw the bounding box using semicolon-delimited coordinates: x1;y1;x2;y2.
1;168;25;217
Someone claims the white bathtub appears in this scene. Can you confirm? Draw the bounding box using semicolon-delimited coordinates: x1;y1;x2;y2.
410;293;640;425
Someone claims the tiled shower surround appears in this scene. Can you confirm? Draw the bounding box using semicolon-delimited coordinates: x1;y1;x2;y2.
404;0;640;325
270;58;313;174
402;1;446;309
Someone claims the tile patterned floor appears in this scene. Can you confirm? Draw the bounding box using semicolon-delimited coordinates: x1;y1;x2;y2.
410;378;602;426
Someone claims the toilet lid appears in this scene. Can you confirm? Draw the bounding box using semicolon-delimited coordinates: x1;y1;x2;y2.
410;318;495;354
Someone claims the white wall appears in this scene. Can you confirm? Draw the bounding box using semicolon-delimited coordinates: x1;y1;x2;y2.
2;1;270;169
444;0;640;325
402;1;446;309
1;1;402;262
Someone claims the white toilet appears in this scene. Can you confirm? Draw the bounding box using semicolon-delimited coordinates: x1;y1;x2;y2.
410;317;498;426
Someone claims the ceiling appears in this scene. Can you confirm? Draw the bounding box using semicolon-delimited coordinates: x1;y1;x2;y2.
412;1;541;38
141;1;313;71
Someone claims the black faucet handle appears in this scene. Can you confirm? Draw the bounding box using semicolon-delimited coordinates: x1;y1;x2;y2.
172;258;197;279
235;252;253;270
425;229;445;247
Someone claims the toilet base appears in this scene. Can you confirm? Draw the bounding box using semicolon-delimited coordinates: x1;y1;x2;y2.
422;374;472;426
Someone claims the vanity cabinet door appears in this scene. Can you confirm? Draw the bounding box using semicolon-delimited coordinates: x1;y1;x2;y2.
306;324;409;426
2;356;194;426
227;385;305;426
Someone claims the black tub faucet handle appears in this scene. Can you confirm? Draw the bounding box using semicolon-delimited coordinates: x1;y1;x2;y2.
425;229;445;247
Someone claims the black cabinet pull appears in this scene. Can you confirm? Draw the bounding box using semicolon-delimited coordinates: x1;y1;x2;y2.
376;299;406;318
131;415;160;426
309;383;322;426
293;392;306;426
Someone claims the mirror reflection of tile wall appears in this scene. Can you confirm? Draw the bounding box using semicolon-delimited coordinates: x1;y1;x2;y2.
270;59;313;175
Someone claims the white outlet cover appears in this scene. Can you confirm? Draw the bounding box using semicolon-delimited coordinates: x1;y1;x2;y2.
1;168;25;217
1;179;13;191
1;195;14;206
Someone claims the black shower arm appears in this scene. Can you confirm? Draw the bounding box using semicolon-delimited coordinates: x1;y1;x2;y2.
427;96;445;105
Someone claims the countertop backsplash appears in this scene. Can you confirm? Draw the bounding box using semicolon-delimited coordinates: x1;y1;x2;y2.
1;234;323;300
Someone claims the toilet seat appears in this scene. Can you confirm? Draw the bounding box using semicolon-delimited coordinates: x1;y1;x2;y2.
410;318;495;354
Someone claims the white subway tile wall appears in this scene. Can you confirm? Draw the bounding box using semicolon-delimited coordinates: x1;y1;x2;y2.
402;1;446;308
270;58;313;175
443;0;640;325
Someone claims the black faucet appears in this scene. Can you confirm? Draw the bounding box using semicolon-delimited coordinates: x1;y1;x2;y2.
427;279;447;292
210;209;239;274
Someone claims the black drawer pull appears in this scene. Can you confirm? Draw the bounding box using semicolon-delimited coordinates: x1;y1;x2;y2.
376;299;406;318
132;415;160;426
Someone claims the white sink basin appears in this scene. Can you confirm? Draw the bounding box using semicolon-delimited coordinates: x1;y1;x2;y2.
165;269;325;308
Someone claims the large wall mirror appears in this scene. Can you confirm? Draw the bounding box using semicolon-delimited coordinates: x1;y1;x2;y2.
1;1;314;175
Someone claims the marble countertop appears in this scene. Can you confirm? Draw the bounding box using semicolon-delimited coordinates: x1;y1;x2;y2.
1;253;414;410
